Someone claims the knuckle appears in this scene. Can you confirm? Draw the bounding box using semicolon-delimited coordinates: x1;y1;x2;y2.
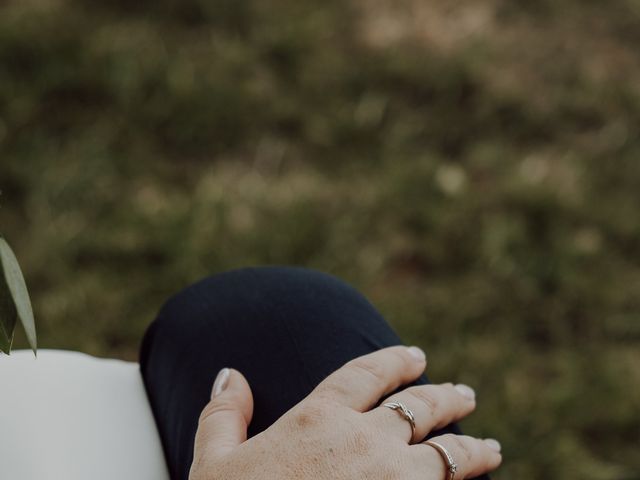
390;348;413;370
198;400;236;424
316;379;352;402
450;435;473;462
371;453;405;479
408;387;440;415
189;452;209;478
349;357;389;387
346;429;375;456
289;401;328;429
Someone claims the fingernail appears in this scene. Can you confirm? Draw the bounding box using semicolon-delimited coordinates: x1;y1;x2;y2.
211;368;230;398
484;438;502;452
455;383;476;401
407;346;426;362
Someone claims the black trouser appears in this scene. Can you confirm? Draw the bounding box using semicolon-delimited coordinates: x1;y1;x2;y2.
140;266;489;480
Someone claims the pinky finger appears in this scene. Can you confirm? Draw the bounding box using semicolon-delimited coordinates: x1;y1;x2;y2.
416;434;502;479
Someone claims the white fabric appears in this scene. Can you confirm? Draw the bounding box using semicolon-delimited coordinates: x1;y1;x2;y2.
0;349;170;480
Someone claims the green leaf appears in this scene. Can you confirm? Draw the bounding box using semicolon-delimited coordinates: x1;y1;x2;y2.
0;298;18;354
0;263;17;354
0;237;37;354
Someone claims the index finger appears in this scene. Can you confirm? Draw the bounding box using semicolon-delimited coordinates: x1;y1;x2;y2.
310;346;427;411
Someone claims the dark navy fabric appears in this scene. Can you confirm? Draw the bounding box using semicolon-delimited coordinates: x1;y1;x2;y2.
140;266;489;480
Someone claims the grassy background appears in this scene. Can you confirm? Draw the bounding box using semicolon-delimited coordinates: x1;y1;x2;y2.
1;0;640;478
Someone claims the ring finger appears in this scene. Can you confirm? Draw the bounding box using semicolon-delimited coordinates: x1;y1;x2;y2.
366;383;476;443
416;433;502;479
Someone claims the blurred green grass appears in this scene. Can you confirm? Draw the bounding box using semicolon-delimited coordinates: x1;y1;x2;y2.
1;0;640;478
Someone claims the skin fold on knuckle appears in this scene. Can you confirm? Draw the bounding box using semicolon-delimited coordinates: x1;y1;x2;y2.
315;380;352;403
391;348;415;373
408;387;440;418
451;435;474;463
348;356;389;388
198;399;238;424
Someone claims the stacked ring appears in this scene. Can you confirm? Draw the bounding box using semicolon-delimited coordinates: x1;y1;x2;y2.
425;440;458;480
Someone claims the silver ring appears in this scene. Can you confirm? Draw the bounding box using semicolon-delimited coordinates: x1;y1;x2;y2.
382;401;416;439
425;440;458;480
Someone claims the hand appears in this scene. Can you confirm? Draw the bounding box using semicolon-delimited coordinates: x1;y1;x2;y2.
189;346;502;479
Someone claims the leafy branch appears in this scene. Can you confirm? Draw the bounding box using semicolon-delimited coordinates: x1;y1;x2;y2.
0;236;37;355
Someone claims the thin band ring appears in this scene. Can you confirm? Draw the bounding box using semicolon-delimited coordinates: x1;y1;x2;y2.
382;401;416;439
424;440;458;480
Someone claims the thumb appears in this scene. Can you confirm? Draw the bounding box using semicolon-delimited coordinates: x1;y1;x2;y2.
192;368;254;465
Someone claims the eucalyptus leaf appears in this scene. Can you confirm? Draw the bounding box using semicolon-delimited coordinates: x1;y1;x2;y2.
0;237;37;354
0;267;17;354
0;330;11;353
0;307;15;354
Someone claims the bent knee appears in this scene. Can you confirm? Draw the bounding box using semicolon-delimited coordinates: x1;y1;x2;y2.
149;266;380;338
